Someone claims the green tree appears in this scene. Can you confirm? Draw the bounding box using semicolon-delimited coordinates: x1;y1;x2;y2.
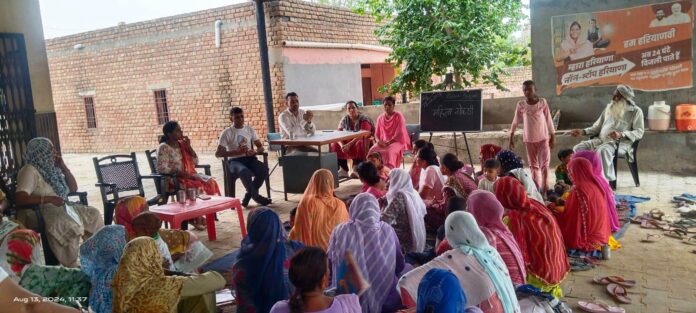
355;0;527;94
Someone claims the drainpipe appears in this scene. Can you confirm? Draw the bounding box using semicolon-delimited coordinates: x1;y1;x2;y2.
254;0;275;132
214;20;222;48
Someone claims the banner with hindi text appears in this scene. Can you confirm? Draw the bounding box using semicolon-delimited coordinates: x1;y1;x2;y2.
551;1;693;95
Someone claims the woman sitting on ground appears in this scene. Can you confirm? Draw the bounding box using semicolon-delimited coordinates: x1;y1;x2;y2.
409;140;433;189
271;246;362;313
0;190;44;283
357;161;387;200
381;168;427;253
417;268;484;313
399;212;519;313
328;193;404;313
114;196;212;273
573;151;620;232
467;190;527;286
112;237;228;313
157;120;221;229
434;196;467;256
495;177;569;298
417;147;446;233
368;96;412;169
558;158;610;253
496;150;545;203
289;169;349;251
417;147;444;203
80;225;128;313
331;100;375;178
200;208;303;313
15;137;104;267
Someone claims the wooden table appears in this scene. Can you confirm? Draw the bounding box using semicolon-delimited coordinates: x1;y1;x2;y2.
269;130;371;157
150;196;246;241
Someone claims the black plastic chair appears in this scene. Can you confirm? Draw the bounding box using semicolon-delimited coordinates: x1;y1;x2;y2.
144;149;212;203
610;139;641;190
1;175;88;266
93;153;162;225
222;152;272;199
402;124;421;168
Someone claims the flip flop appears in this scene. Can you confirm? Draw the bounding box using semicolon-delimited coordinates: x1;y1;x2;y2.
578;300;626;313
593;276;613;285
650;209;665;220
641;234;664;243
606;283;632;304
683;236;696;246
571;260;593;272
664;228;688;240
680;211;696;218
606;276;637;288
641;219;667;229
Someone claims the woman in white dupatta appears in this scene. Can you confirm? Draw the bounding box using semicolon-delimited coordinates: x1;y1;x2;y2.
381;169;426;253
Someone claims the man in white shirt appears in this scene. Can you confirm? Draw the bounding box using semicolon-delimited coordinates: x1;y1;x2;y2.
278;92;318;153
216;107;271;207
665;2;691;25
650;8;668;27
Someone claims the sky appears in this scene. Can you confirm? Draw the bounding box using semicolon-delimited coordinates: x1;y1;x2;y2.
39;0;530;39
39;0;247;38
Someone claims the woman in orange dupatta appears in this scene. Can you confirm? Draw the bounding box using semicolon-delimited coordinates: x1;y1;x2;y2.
288;169;349;251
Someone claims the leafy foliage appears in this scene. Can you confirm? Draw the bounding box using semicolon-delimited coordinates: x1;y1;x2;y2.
355;0;527;94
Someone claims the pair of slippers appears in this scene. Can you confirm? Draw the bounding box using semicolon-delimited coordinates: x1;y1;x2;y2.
578;300;625;313
593;276;636;304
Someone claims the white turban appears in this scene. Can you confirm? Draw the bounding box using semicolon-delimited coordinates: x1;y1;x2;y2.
616;85;635;105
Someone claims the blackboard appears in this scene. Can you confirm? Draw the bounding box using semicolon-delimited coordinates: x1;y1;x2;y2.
419;89;483;132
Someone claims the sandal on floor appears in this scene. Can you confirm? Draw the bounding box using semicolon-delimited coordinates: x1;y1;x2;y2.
680;211;696;218
650;209;665;220
641;234;664;243
578;300;626;313
606;276;636;288
641;219;667;229
683;236;696;246
593;276;613;285
571;261;593;272
606;283;632;304
664;228;688;240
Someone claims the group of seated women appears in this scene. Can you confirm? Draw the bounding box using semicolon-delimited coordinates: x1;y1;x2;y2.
265;137;618;312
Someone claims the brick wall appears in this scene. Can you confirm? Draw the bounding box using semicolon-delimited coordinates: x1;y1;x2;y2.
470;66;532;100
47;0;381;153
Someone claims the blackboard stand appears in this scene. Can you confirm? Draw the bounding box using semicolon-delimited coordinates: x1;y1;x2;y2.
428;132;475;172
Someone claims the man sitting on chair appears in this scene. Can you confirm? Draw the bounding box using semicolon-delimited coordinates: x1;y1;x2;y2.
570;85;644;182
216;106;271;207
278;92;317;154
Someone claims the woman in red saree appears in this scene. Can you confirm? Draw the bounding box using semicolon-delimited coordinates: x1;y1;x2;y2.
330;101;375;178
157;121;221;228
558;158;610;252
368;96;412;169
495;176;569;298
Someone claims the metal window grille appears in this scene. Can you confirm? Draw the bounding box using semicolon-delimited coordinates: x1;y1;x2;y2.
0;33;36;180
83;96;97;128
153;89;169;125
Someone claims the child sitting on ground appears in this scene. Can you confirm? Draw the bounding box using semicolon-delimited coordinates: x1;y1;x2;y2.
357;161;386;200
477;158;501;192
368;152;391;181
284;207;297;232
131;211;176;271
555;148;574;185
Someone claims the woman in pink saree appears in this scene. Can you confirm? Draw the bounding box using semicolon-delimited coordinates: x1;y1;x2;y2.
368;96;412;169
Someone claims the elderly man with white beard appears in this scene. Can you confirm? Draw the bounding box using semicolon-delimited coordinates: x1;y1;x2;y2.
569;85;645;183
